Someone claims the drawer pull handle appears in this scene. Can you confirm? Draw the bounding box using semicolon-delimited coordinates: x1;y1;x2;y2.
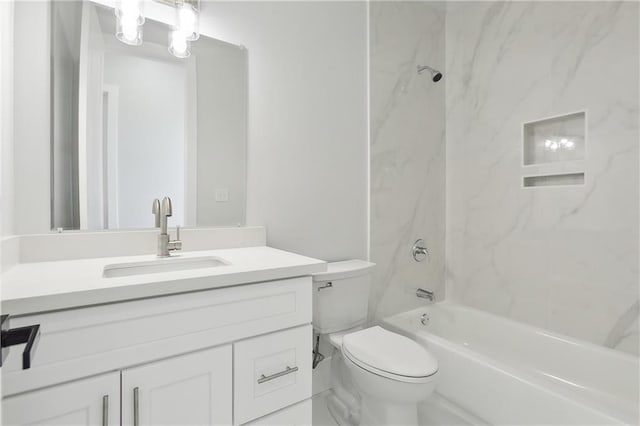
258;366;298;384
133;387;140;426
102;395;109;426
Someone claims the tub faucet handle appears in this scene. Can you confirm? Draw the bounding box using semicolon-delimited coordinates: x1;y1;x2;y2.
412;239;429;262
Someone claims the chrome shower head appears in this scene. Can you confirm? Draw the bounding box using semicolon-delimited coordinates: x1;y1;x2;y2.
417;65;443;82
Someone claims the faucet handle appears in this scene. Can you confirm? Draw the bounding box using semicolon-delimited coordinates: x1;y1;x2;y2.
152;199;161;227
412;239;429;262
168;226;183;252
161;197;173;217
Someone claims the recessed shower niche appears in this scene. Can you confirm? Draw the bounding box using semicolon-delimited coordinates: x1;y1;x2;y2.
523;112;586;166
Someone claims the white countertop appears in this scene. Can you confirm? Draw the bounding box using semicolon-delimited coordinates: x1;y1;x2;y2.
1;246;326;316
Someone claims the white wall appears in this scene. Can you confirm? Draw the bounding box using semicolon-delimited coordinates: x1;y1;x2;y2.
13;0;51;234
201;2;369;261
1;1;15;237
446;1;639;354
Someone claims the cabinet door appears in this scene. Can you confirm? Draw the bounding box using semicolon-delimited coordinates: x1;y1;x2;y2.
122;345;232;426
2;372;119;426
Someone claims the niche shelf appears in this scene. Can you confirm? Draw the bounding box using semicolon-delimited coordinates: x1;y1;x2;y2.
523;112;586;166
523;173;585;188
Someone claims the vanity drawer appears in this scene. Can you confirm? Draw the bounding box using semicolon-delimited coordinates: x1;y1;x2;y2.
233;325;312;425
2;277;312;396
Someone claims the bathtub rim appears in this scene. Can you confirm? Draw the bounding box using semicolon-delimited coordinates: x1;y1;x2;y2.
381;302;639;425
413;301;639;363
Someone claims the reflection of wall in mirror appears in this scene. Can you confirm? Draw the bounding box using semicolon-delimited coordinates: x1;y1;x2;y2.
51;0;82;230
193;42;246;227
102;52;186;228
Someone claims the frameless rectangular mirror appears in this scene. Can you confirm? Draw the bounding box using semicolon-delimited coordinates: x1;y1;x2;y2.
50;1;247;230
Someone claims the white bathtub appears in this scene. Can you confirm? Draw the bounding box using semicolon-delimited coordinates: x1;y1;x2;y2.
382;302;639;425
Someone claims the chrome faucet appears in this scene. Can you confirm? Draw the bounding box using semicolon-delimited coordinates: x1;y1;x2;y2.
416;288;434;302
155;197;182;257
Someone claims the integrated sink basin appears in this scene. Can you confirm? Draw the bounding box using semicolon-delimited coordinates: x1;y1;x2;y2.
103;256;230;278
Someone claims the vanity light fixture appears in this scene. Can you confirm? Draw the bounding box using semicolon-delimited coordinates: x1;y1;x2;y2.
115;0;144;46
115;0;201;59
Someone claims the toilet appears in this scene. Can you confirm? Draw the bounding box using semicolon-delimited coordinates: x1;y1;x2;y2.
313;260;438;426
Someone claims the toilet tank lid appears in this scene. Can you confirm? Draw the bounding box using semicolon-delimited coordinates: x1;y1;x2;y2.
312;260;375;282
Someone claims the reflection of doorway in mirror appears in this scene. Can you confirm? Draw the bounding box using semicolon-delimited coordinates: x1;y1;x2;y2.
101;52;187;229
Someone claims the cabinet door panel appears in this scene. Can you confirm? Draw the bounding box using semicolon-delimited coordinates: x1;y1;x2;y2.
2;372;119;426
122;345;232;426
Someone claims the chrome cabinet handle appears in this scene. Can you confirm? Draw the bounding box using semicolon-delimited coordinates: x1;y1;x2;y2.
258;366;298;384
133;387;139;426
317;282;333;291
102;395;109;426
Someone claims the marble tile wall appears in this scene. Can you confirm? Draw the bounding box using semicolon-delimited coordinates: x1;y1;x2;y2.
369;2;446;322
445;1;639;354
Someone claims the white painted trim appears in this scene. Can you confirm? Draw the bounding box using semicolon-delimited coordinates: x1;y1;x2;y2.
365;0;371;262
103;84;120;228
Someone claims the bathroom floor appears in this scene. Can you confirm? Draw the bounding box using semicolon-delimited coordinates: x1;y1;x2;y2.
311;391;487;426
312;392;339;426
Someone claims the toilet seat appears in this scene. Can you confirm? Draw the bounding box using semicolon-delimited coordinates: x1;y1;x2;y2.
342;326;438;384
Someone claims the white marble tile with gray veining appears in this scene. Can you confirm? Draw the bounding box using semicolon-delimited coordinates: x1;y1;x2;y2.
369;1;446;323
445;1;639;354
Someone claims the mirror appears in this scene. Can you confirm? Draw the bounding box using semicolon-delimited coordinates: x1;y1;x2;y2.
50;1;247;230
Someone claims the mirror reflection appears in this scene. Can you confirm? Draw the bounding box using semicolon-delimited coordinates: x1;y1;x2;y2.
51;1;247;230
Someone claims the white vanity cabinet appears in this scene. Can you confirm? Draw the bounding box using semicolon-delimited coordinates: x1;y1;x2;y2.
1;276;314;426
121;345;233;426
2;372;120;426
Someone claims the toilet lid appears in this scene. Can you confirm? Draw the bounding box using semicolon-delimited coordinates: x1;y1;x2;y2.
342;326;438;382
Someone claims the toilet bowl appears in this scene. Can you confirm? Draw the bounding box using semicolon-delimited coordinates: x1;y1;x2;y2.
341;326;437;425
313;261;439;426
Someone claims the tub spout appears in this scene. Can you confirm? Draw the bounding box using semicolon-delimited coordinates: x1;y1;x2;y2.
416;288;434;302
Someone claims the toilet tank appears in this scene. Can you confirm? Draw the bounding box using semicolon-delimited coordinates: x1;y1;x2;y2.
312;260;376;334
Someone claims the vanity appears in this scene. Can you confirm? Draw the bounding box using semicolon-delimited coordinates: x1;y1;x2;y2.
1;228;326;426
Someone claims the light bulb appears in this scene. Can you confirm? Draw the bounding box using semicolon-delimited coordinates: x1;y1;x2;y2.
169;30;191;58
116;14;143;45
115;0;144;46
176;3;199;41
121;2;138;18
121;16;138;42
